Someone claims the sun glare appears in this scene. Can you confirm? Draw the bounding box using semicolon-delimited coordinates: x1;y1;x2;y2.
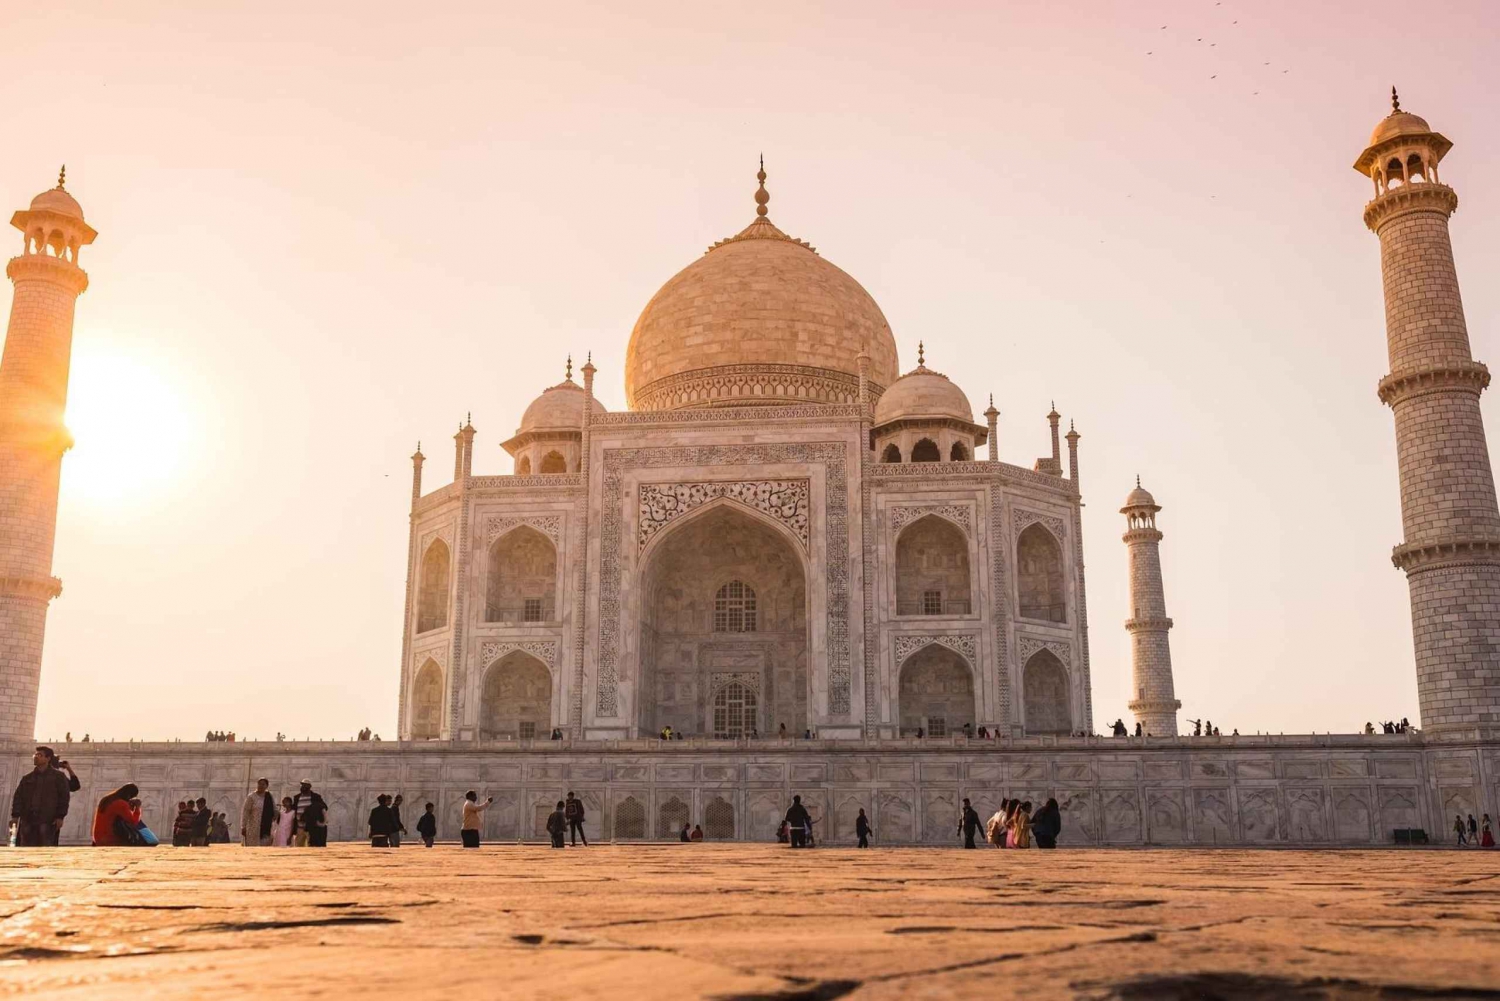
62;340;197;510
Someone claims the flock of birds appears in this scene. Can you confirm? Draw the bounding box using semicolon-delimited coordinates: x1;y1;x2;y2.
1144;2;1290;95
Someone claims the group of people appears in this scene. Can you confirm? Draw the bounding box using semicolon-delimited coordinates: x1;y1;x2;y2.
204;730;236;742
1453;813;1495;847
355;728;382;741
1367;719;1413;734
962;797;1062;849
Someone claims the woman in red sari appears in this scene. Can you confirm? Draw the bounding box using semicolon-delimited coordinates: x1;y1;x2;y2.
91;784;141;846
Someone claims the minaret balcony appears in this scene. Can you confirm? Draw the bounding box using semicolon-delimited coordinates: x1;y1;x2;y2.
1124;616;1173;632
1377;360;1489;406
1363;182;1458;230
5;253;88;292
1391;536;1500;573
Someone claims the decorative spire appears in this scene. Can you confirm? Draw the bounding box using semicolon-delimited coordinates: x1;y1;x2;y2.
1391;85;1400;113
56;165;66;190
565;355;572;381
754;155;769;218
1137;474;1142;488
917;341;925;366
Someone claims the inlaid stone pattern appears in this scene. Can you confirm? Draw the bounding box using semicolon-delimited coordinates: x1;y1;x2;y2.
481;640;558;669
486;515;562;547
708;671;761;695
1017;636;1071;667
893;633;977;667
890;504;971;537
638;479;810;553
1012;509;1066;543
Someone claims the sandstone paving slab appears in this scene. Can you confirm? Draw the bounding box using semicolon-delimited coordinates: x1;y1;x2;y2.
0;845;1496;999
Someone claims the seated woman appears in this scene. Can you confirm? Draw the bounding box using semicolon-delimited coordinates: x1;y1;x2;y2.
91;784;142;846
690;824;704;842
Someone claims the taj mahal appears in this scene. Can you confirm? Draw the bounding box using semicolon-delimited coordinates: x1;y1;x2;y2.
2;97;1498;844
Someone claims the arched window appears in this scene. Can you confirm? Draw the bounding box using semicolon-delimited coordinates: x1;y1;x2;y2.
486;526;557;623
416;539;450;633
1017;524;1065;622
898;643;974;737
895;515;971;616
515;455;531;475
540;451;567;474
949;441;968;461
881;443;902;463
615;796;646;839
911;439;940;462
410;659;443;739
704;797;735;839
714;580;757;633
479;650;552;740
657;795;689;839
712;681;758;739
1022;649;1071;734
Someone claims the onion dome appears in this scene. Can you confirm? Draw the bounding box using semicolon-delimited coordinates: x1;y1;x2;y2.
29;167;84;220
1122;477;1159;511
518;365;606;434
873;342;973;425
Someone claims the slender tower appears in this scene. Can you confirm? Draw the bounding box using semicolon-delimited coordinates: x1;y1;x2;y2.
0;171;96;740
1122;478;1179;736
1356;92;1500;730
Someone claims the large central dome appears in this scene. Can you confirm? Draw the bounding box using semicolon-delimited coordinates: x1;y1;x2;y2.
624;168;900;410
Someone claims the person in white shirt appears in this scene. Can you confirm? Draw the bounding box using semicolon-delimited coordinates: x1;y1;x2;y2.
461;791;492;848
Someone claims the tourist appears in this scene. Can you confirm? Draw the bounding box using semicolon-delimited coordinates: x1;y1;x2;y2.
90;784;142;846
460;791;492;848
855;808;872;848
1009;801;1033;849
962;723;973;738
1454;814;1468;846
1111;719;1127;737
546;801;567;848
211;812;231;843
417;803;437;847
550;728;563;740
1468;814;1478;844
785;795;811;849
958;798;982;849
778;723;787;739
273;797;296;846
390;795;406;847
240;778;277;847
679;823;691;843
1134;722;1142;737
986;801;1009;847
1364;722;1375;734
291;781;328;848
976;726;988;739
171;801;194;847
1032;798;1062;849
368;794;396;847
188;798;211;846
9;746;74;846
565;792;588;846
1481;814;1494;849
690;824;704;842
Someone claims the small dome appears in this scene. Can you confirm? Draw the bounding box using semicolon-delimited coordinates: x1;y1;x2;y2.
29;187;84;221
518;378;606;433
1123;481;1158;510
873;350;973;425
1369;110;1432;147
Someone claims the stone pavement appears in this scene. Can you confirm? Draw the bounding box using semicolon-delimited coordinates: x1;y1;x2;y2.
0;845;1496;999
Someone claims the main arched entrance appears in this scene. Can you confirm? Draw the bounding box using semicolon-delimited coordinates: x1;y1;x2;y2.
638;503;808;737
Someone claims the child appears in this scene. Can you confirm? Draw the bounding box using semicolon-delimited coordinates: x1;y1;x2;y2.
416;802;437;847
546;801;567;848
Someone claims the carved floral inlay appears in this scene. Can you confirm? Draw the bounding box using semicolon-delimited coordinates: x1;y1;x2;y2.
708;671;762;696
419;523;454;553
1017;636;1071;668
638;479;810;553
893;633;978;667
485;515;562;547
481;640;558;669
891;504;971;537
412;646;447;670
1013;509;1066;543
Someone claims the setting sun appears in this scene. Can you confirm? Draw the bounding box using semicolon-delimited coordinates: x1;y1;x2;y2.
61;338;197;510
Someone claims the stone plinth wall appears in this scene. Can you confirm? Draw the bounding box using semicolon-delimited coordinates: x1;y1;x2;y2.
10;734;1495;847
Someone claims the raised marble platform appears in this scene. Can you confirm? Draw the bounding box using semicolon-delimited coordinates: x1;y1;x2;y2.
13;731;1497;846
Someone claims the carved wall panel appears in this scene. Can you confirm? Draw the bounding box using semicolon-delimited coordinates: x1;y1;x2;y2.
892;633;978;667
638;480;811;553
484;515;562;547
890;504;971;537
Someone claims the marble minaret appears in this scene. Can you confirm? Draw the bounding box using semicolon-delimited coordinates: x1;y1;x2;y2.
1123;479;1180;736
0;170;96;740
1356;92;1500;730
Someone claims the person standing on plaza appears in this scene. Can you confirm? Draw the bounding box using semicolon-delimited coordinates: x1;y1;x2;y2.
189;798;212;847
368;795;396;848
171;801;194;847
240;779;277;847
291;781;328;848
1481;814;1494;848
958;798;982;849
273;797;296;847
417;803;437;847
1454;814;1468;846
1009;801;1033;849
10;747;73;846
855;808;872;848
565;792;588;846
461;792;492;848
389;795;406;848
1032;798;1062;849
90;784;142;846
1468;814;1479;845
784;795;811;848
546;801;567;848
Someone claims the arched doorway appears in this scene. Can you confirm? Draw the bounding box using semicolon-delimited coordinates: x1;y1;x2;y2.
639;504;808;738
486;526;557;623
1022;649;1071;734
479;650;552;739
410;659;443;739
894;514;971;616
1017;524;1065;622
897;643;974;736
416;539;450;633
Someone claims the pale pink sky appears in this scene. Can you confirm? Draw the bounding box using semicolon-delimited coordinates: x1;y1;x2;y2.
4;0;1497;741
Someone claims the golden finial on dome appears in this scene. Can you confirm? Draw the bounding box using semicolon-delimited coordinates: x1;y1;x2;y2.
755;154;769;218
1391;85;1400;113
56;165;66;190
565;355;573;381
917;341;925;366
